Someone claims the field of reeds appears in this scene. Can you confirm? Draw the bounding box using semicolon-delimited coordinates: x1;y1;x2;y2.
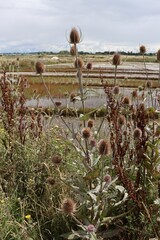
0;28;160;240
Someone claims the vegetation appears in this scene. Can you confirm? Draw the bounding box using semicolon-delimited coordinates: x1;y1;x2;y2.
0;28;160;240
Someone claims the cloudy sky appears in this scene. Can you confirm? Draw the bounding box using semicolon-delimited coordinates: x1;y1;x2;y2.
0;0;160;53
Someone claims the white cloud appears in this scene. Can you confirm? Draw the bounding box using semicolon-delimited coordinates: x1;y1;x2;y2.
0;0;160;52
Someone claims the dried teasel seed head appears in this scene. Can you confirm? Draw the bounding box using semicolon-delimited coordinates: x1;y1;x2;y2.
70;45;77;56
157;49;160;61
113;85;120;95
98;139;110;155
139;45;146;54
46;177;55;186
74;57;84;69
69;27;80;44
35;61;45;74
51;155;62;165
122;96;130;105
132;90;138;98
61;198;76;215
86;62;93;70
87;119;94;128
133;128;142;139
112;53;121;66
146;80;152;88
70;92;77;102
104;174;112;184
118;115;126;126
82;127;91;139
55;101;62;107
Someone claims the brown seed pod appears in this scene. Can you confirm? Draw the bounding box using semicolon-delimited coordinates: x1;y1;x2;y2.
82;127;91;139
86;62;93;70
113;85;120;95
74;57;84;69
146;80;152;88
62;198;76;215
70;45;77;56
35;61;45;74
87;119;94;128
157;49;160;61
104;174;112;184
118;115;126;126
51;155;62;165
133;128;142;139
98;139;110;155
139;45;146;54
132;90;138;98
46;177;55;186
122;96;130;105
69;27;80;44
70;92;77;102
112;53;121;66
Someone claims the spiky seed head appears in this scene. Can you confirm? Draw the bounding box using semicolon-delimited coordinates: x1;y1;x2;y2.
70;45;77;56
90;138;96;147
62;198;76;215
98;139;110;155
70;92;77;102
133;128;142;139
146;80;152;88
74;57;84;69
35;61;45;74
112;53;121;66
139;45;146;54
46;177;55;186
122;96;130;105
51;155;62;165
132;90;138;98
86;62;93;70
87;119;94;128
55;101;62;107
113;85;120;95
157;49;160;61
104;174;112;184
118;115;126;126
69;28;80;44
82;127;91;139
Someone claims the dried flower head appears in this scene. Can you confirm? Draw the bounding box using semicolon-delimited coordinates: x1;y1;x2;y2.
87;119;94;128
46;177;55;186
122;96;130;105
157;49;160;61
74;57;84;69
139;45;146;54
87;224;96;233
51;155;62;165
146;80;152;88
98;139;110;155
112;53;121;66
55;101;62;107
133;128;142;139
90;138;96;147
70;92;77;102
62;198;76;215
104;174;112;184
86;62;93;70
35;61;45;74
113;85;120;95
118;115;126;126
132;90;138;98
82;127;91;139
70;45;77;56
69;27;80;44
